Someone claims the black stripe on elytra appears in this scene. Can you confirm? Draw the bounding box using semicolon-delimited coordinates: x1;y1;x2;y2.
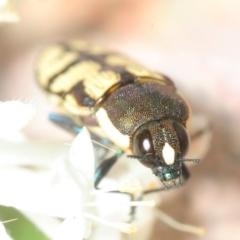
52;82;96;108
46;58;82;88
47;43;138;90
45;43;174;109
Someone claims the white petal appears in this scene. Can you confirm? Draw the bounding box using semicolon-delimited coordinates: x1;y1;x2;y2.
0;159;79;218
0;140;69;167
0;101;35;139
91;224;122;240
49;157;89;217
47;129;96;217
54;216;85;240
0;166;53;213
0;222;12;240
0;130;94;218
70;127;94;182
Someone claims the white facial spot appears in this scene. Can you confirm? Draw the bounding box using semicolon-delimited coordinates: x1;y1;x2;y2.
143;139;150;151
162;142;175;165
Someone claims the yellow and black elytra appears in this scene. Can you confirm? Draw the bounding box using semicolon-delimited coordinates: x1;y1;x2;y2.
37;40;200;191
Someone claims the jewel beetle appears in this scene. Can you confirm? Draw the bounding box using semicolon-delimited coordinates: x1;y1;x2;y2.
36;40;199;191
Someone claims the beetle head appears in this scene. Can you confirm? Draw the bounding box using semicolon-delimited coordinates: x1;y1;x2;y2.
129;120;198;188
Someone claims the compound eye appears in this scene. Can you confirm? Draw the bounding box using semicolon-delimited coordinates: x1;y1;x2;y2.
132;128;155;168
173;122;190;156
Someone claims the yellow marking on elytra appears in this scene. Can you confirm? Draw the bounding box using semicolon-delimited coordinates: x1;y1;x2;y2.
65;94;78;106
69;40;89;50
106;55;162;79
63;98;91;116
38;45;78;88
83;63;120;98
46;93;63;106
106;55;135;66
49;63;84;92
46;91;91;116
49;60;120;99
88;45;111;55
126;66;162;79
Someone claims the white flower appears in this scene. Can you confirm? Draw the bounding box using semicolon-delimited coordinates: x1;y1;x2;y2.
50;127;98;239
0;100;35;141
0;100;205;239
0;108;138;239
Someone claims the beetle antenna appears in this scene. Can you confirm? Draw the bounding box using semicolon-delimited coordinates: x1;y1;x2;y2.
91;139;119;153
127;155;143;160
180;158;201;164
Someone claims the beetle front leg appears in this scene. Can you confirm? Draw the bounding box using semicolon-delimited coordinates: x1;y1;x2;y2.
181;162;190;183
94;150;123;189
94;151;139;222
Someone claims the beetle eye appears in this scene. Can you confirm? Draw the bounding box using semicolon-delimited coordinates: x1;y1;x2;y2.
132;129;155;168
173;122;190;156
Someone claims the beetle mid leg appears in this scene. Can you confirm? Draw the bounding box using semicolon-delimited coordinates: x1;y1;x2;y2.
49;113;110;154
94;150;124;189
180;163;190;184
49;113;84;134
188;115;212;160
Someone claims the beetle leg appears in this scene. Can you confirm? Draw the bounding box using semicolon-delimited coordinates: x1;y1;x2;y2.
49;112;109;143
49;113;83;134
94;150;123;189
49;113;114;161
94;150;138;222
181;162;190;181
49;114;128;180
190;123;212;141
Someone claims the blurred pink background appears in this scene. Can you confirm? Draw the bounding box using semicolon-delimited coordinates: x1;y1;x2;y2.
0;0;240;239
